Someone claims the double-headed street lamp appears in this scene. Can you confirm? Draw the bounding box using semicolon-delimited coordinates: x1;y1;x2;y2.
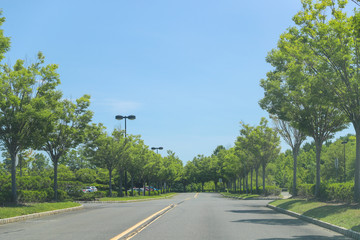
341;140;348;182
115;115;136;137
151;147;163;154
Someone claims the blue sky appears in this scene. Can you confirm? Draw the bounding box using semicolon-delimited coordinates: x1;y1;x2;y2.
1;1;355;163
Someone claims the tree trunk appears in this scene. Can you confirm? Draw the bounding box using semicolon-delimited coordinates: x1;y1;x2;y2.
108;168;113;197
245;175;249;194
355;128;360;201
131;176;134;196
125;170;128;196
53;158;59;201
119;168;123;197
292;150;299;197
315;140;322;198
250;168;253;194
143;181;146;196
262;163;266;195
201;182;204;192
255;167;259;193
11;151;17;204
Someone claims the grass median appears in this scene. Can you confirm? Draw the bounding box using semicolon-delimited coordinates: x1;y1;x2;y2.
0;201;81;219
270;199;360;232
99;192;176;201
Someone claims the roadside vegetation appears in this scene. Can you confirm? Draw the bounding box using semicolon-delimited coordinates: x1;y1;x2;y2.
270;199;360;232
1;0;360;226
99;193;176;202
0;202;81;219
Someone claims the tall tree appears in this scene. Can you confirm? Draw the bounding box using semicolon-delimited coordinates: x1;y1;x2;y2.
271;116;306;196
41;95;92;200
0;53;61;203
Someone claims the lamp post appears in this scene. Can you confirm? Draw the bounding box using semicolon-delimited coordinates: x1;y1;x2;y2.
115;115;136;137
151;147;163;154
115;115;136;197
341;140;348;182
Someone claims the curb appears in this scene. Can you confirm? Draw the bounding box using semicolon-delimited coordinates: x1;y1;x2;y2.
267;204;360;240
0;205;84;225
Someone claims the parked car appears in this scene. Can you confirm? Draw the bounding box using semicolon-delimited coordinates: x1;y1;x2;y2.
82;186;98;193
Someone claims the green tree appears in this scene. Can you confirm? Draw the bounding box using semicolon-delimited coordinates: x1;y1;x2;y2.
272;116;306;196
266;0;360;200
41;95;92;200
0;53;61;203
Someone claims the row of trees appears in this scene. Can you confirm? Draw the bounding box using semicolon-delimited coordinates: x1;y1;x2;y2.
183;118;281;194
260;0;360;200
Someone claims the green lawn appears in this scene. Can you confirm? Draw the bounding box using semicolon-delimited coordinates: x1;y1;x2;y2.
270;199;360;232
222;192;261;199
0;202;81;219
99;193;176;201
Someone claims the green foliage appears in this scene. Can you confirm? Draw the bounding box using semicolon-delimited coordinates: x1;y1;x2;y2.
75;168;96;183
18;190;48;203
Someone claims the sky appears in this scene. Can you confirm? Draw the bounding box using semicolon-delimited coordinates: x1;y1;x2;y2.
0;1;356;163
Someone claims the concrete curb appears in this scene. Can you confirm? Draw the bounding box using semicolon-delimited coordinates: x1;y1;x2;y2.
0;205;84;225
267;204;360;240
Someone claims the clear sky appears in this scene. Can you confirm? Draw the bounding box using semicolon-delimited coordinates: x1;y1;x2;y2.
0;1;355;163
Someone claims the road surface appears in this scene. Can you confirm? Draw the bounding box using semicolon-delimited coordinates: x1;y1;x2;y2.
0;193;351;240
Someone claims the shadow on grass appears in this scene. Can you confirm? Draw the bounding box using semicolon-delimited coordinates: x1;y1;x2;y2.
259;235;349;240
302;204;348;219
231;218;307;226
276;200;306;210
227;209;276;215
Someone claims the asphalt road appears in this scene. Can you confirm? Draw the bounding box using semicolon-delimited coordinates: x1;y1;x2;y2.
0;193;352;240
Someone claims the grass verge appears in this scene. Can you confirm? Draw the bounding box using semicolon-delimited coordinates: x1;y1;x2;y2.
99;192;176;201
270;199;360;232
221;192;261;199
0;202;81;219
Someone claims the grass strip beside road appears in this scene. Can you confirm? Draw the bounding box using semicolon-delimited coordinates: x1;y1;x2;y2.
270;199;360;232
221;192;261;199
0;201;81;219
99;193;176;201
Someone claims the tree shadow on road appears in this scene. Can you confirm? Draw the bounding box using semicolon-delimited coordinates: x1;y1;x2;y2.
231;218;307;226
258;235;350;240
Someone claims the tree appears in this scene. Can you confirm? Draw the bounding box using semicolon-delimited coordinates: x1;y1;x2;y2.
0;53;61;203
88;132;120;197
260;6;349;196
256;118;281;193
41;95;92;200
271;116;306;196
262;0;360;199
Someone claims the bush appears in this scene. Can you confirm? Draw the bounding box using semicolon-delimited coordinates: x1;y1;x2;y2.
0;190;12;203
18;190;48;203
262;186;281;196
297;183;354;203
297;184;315;199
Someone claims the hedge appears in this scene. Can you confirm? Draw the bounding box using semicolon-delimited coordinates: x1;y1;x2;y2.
297;183;354;203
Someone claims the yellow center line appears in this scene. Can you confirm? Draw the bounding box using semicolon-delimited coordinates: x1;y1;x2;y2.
110;204;174;240
194;193;199;199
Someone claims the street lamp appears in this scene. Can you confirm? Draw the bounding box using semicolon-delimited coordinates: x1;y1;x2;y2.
115;115;136;197
115;115;136;137
151;147;163;154
341;140;348;182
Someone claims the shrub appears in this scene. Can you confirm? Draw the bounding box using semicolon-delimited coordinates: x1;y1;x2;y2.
297;184;315;199
263;186;281;196
0;190;11;203
18;190;48;203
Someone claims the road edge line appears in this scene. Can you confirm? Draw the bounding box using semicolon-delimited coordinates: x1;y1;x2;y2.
267;204;360;240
